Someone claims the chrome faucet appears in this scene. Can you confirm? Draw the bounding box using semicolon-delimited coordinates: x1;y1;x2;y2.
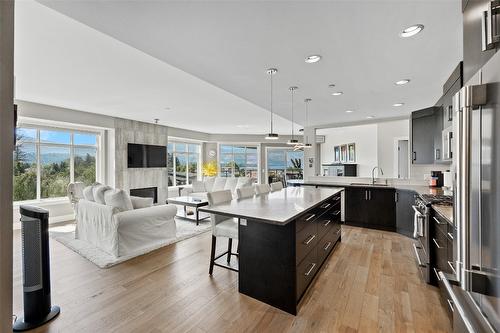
372;166;384;185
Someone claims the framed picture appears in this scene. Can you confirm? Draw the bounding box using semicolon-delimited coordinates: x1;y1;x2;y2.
334;146;340;162
340;144;348;162
348;143;356;162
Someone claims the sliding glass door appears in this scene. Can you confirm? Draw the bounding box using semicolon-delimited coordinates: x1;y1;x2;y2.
266;148;304;184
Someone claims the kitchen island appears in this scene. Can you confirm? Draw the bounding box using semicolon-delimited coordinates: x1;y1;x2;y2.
199;186;343;315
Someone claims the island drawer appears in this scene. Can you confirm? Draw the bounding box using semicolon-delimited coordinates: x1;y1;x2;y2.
296;221;318;264
317;227;339;265
432;213;448;238
296;246;318;301
296;211;319;232
316;216;335;240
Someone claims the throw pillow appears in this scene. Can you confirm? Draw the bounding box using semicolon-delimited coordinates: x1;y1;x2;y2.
192;180;206;193
130;196;154;209
83;185;95;202
93;185;112;204
104;189;134;212
212;177;226;191
203;177;215;192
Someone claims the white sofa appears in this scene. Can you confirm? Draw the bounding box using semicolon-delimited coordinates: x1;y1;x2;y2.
180;176;254;200
71;183;177;258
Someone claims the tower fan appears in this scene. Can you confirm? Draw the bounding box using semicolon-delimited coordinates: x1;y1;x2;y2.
13;206;60;331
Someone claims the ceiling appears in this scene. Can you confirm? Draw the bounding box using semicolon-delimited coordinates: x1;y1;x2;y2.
16;0;462;134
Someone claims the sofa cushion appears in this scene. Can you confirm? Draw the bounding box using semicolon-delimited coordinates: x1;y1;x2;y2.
93;185;112;204
104;189;134;212
212;177;227;191
224;177;238;192
130;196;154;209
203;177;216;192
83;185;95;201
192;180;206;193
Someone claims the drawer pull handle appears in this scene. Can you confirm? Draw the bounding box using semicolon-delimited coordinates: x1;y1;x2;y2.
305;263;316;276
306;214;316;222
333;210;341;216
321;203;331;209
447;232;454;240
336;228;341;235
433;216;446;225
434;268;441;281
304;234;316;245
447;299;454;313
448;261;456;274
323;220;331;227
324;242;332;251
413;243;426;267
334;196;341;201
433;238;443;249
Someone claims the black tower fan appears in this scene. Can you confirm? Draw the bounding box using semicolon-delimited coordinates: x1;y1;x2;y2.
13;206;60;331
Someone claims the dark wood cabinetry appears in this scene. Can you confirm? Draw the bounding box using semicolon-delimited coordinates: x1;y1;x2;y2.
395;190;416;238
345;187;396;231
411;107;439;164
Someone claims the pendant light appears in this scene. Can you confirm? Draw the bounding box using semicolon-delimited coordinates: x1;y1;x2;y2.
287;86;299;145
265;68;279;140
303;98;312;148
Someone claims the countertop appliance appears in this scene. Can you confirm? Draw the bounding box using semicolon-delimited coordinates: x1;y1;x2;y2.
452;66;500;331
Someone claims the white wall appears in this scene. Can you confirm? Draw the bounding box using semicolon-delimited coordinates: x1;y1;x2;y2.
377;119;409;178
319;124;378;177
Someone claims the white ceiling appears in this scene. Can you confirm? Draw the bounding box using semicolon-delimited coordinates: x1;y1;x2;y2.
16;0;462;134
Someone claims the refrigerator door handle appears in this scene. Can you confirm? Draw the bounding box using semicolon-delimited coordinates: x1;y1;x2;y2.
455;85;487;292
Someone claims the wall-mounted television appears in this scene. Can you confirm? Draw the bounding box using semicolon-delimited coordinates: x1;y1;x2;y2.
127;143;167;168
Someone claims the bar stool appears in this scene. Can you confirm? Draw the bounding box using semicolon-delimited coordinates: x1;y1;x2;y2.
254;184;271;195
236;186;255;199
270;181;284;191
207;190;239;274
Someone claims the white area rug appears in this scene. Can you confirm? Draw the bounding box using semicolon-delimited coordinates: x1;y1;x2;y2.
50;218;211;269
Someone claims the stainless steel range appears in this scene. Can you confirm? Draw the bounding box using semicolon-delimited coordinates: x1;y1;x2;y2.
412;195;431;283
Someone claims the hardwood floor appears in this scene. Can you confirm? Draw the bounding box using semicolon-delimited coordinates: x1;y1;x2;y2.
12;224;452;333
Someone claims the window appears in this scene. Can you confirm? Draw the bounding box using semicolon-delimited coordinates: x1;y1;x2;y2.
167;141;201;186
266;148;303;184
13;126;99;202
219;145;258;180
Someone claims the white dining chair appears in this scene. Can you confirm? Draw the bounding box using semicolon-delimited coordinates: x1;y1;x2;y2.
207;190;238;274
254;184;271;195
236;186;255;199
270;181;284;191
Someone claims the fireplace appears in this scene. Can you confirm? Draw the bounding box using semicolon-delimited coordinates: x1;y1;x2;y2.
130;187;158;204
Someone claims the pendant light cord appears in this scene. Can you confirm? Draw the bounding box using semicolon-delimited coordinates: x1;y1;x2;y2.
270;72;274;133
291;89;294;139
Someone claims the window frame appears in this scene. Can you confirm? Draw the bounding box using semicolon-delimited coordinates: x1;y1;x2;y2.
14;123;101;203
265;146;304;184
218;143;260;181
167;140;201;186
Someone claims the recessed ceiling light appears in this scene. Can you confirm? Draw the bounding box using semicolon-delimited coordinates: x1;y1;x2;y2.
332;92;343;96
395;79;410;85
345;110;354;113
393;103;404;107
236;124;251;128
400;24;424;38
366;115;375;119
305;55;321;63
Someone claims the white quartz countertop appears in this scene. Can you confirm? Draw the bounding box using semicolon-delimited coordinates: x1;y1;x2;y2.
199;187;344;225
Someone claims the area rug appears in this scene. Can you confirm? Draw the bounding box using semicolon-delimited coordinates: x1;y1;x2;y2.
49;218;211;269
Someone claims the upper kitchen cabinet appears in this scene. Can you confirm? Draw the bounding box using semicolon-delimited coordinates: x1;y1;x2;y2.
463;0;498;83
411;107;438;164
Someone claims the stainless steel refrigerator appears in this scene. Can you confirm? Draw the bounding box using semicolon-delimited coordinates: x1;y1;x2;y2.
451;50;500;332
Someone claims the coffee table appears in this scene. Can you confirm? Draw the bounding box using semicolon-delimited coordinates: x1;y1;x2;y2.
167;196;209;226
